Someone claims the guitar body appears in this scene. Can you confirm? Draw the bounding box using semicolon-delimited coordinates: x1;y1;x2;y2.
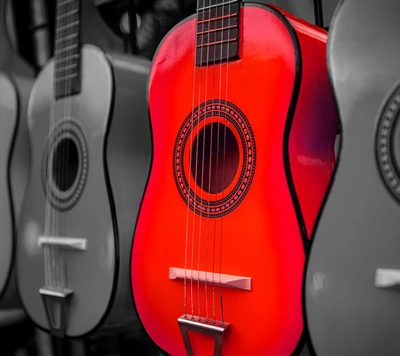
131;3;337;355
304;1;400;355
16;44;151;337
0;0;34;308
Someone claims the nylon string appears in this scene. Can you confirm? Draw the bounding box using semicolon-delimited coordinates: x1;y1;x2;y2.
184;0;202;318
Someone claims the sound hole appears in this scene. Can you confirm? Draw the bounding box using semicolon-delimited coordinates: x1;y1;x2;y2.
191;123;239;194
391;115;400;175
52;138;79;192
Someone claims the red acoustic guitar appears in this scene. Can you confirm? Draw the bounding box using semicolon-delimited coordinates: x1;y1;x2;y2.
131;1;338;355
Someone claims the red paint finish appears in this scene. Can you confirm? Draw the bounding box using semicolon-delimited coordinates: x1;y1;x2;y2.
131;4;337;356
280;8;339;237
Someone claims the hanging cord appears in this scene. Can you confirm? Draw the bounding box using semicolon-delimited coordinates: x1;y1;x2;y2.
313;0;324;28
125;0;138;54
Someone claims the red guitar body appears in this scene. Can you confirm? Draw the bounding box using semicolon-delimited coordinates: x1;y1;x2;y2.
131;3;338;355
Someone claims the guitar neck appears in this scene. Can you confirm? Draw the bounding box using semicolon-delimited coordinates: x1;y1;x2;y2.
54;0;81;100
195;0;240;66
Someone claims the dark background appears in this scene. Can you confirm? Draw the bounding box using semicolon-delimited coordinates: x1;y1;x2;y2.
9;0;338;70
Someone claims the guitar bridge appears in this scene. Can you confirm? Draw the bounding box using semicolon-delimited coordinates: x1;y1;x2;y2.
39;287;73;337
169;267;251;291
38;236;87;251
37;235;85;336
178;314;230;356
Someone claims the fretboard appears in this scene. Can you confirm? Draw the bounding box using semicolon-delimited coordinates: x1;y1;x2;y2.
196;0;240;66
54;0;81;100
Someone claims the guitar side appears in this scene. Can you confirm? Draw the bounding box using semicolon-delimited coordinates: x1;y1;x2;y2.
304;1;400;355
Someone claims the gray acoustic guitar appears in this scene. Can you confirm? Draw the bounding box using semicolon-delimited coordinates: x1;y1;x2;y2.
0;0;34;308
304;1;400;355
16;0;152;337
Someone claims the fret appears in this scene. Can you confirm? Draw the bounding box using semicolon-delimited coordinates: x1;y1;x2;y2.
197;0;237;11
197;3;239;22
197;28;238;47
57;8;79;20
196;42;238;66
59;0;75;5
197;38;237;48
56;54;79;64
54;0;81;99
55;13;79;35
56;21;79;33
55;33;78;44
54;63;78;82
195;0;240;66
55;22;80;42
55;43;78;56
197;15;238;31
55;63;77;73
197;25;236;35
54;73;78;83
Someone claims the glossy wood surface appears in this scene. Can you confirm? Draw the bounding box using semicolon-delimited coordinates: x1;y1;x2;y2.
131;3;337;355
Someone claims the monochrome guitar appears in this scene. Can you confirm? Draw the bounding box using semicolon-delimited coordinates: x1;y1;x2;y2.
16;0;152;337
131;1;338;355
304;1;400;355
0;0;34;308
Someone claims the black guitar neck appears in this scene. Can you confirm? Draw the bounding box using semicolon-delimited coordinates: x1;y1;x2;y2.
53;0;82;99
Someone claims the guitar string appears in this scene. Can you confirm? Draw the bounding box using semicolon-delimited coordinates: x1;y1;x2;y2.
52;0;64;289
48;1;62;288
46;0;64;290
210;0;230;324
204;0;221;322
208;0;224;323
218;0;233;326
195;0;232;324
56;0;68;290
190;0;209;319
65;0;77;289
55;0;63;290
184;0;202;318
61;0;76;290
196;0;213;321
54;0;75;290
56;0;71;290
51;0;58;290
